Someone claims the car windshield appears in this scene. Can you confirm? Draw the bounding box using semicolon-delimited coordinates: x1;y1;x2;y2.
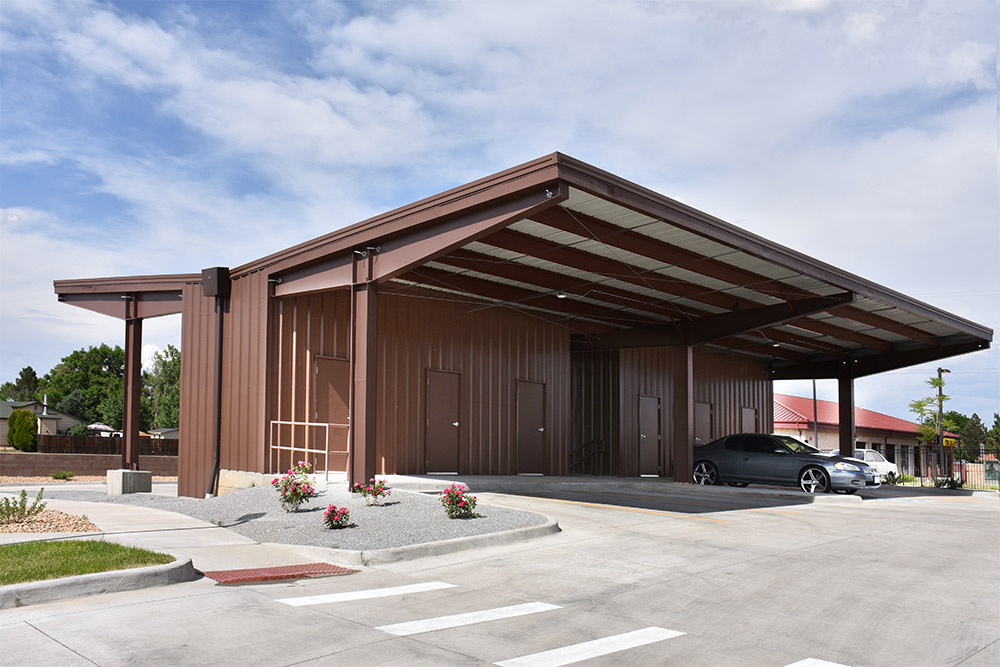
772;435;821;454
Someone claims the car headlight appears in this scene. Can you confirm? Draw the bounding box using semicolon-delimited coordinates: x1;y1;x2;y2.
834;461;861;472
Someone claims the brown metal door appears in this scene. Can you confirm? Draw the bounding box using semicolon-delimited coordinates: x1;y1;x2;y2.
315;356;350;471
425;369;460;473
639;395;660;476
516;380;545;474
694;402;712;445
741;406;758;433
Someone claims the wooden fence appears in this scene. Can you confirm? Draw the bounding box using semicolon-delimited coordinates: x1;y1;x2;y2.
36;435;179;457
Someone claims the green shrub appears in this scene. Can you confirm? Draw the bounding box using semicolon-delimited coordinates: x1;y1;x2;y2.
65;423;92;437
0;488;47;524
6;409;38;452
934;476;963;489
51;469;75;480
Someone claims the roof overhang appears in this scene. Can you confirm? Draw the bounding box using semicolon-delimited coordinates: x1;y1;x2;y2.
55;153;992;378
54;274;199;320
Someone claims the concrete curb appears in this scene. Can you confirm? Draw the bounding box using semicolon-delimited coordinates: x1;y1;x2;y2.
0;554;197;609
270;516;562;567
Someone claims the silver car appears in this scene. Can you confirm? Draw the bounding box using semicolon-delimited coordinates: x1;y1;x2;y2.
693;433;881;494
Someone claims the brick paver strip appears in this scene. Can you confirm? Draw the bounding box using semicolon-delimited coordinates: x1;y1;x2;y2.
202;563;358;584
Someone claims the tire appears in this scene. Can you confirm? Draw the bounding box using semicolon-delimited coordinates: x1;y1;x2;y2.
727;482;749;488
693;461;719;486
799;467;831;493
835;488;858;495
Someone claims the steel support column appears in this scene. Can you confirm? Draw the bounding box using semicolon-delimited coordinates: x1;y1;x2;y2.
671;345;694;482
837;370;855;458
123;314;143;470
349;249;378;487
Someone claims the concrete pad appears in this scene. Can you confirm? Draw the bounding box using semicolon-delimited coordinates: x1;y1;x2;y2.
106;469;152;495
0;624;95;667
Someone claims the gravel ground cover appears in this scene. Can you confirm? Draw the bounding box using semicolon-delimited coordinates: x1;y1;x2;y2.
8;483;549;551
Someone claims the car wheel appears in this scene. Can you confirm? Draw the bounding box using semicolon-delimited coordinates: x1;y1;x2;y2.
693;461;718;485
727;482;749;488
799;467;831;493
835;488;858;495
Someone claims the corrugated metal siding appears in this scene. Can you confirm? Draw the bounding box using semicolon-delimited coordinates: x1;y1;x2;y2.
618;348;675;476
271;291;571;476
693;349;772;439
178;284;217;498
570;351;619;475
219;272;270;476
272;289;351;472
378;294;571;475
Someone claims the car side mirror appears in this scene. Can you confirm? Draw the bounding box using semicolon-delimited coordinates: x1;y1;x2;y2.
773;448;788;454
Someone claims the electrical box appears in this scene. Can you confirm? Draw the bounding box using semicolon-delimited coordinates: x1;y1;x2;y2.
201;266;231;298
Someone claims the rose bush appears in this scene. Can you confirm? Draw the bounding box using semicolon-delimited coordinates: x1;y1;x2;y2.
439;483;477;519
351;478;391;506
272;460;317;512
323;505;351;529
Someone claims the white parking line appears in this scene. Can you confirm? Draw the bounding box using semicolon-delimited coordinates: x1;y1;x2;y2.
277;581;456;606
376;602;561;636
784;659;850;667
494;626;686;667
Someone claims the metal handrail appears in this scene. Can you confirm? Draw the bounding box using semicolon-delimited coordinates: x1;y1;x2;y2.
268;420;350;482
570;439;606;473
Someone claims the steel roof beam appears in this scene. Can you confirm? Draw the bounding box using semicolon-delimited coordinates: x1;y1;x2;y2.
587;292;853;349
770;339;990;380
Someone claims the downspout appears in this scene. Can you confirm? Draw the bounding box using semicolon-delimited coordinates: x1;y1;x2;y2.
202;267;230;498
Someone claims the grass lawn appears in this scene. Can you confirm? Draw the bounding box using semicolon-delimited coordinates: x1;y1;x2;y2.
0;541;175;586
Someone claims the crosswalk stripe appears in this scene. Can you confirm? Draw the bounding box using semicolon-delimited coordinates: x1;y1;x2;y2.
494;626;685;667
277;581;456;606
376;602;561;636
784;660;850;667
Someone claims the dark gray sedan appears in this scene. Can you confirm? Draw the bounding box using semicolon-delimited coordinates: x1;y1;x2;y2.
692;433;880;494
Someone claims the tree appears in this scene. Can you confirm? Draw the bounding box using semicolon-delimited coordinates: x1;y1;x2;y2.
0;366;42;402
144;345;180;429
65;423;93;437
957;413;987;462
987;413;1000;459
42;344;125;424
55;389;87;420
98;384;153;431
6;409;38;452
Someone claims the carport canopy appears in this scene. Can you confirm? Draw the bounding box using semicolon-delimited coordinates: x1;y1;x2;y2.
56;153;993;479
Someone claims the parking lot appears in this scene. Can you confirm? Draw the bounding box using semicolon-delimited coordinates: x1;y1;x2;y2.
3;484;997;666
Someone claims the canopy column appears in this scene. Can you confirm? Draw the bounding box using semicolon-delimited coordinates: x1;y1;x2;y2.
838;368;856;458
349;247;379;487
122;309;142;470
671;345;694;482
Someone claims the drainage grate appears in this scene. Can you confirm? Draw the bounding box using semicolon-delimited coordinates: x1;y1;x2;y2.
202;563;358;584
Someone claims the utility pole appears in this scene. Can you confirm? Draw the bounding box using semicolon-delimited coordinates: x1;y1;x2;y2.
937;367;950;478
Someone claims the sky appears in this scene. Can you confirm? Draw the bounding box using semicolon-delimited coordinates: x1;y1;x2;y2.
1;0;997;424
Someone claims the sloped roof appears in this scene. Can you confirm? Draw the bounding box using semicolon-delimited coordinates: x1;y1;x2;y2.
55;153;992;379
774;393;922;434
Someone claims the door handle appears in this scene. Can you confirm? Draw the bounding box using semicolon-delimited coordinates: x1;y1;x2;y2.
538;427;545;432
452;421;459;427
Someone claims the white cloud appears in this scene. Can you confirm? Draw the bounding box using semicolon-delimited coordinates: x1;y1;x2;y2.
0;0;995;416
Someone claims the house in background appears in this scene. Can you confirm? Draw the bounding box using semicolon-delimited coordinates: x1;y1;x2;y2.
53;154;992;497
0;399;85;443
773;393;956;477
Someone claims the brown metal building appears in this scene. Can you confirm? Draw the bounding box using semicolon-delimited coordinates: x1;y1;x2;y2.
54;154;993;498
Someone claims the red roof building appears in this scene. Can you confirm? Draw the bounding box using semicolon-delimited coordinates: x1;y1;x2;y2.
774;393;956;476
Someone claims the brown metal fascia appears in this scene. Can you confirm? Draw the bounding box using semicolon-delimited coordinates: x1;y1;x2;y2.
272;183;568;298
236;154;565;279
54;274;201;294
554;154;993;343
